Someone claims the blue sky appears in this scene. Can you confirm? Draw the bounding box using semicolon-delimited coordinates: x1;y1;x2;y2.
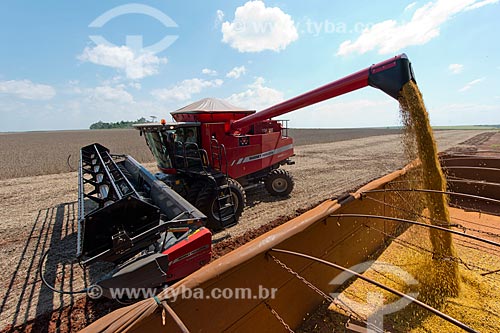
0;0;499;132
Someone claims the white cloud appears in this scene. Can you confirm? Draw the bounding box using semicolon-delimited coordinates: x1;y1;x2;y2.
221;0;298;52
337;0;498;56
464;0;499;11
448;63;464;74
226;66;247;79
89;85;134;103
202;68;218;76
459;78;485;92
0;79;56;100
405;2;418;11
151;78;223;102
78;44;167;80
69;81;134;103
227;77;284;109
129;82;142;90
215;9;225;25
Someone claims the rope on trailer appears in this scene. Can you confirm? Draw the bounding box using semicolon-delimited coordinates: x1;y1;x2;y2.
270;248;480;333
455;238;500;257
264;302;295;333
364;224;467;269
363;220;500;278
363;224;500;283
153;296;190;332
330;214;500;249
330;212;500;281
382;183;500;219
269;254;384;333
482;268;500;277
361;188;500;206
362;194;500;239
387;173;499;184
446;201;500;218
361;188;500;219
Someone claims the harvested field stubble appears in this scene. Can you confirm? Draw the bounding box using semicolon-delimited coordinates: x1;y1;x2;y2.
0;128;405;180
0;130;496;332
0;129;152;180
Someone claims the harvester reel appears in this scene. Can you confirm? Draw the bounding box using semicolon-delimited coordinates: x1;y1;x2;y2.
265;169;294;196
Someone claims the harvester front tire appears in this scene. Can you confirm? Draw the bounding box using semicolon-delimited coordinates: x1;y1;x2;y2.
195;179;246;232
227;178;246;220
264;169;294;196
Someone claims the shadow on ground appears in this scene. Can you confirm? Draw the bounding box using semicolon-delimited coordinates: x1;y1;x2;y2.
0;202;119;333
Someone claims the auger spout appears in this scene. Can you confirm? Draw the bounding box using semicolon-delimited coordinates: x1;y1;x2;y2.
230;53;415;132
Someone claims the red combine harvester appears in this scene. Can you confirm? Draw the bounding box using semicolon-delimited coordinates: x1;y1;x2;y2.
41;54;414;301
135;54;414;230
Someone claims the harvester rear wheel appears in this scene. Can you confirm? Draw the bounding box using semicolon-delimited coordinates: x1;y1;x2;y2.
264;169;294;196
195;179;246;231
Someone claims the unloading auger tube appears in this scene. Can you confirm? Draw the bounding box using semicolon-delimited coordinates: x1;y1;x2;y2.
230;53;415;133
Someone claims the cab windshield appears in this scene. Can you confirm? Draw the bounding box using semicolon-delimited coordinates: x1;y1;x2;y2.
143;126;199;169
144;130;175;169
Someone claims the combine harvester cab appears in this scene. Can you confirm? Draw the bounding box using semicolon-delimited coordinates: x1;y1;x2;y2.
77;143;212;298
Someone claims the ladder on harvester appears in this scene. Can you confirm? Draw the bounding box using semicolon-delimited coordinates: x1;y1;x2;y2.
210;138;237;229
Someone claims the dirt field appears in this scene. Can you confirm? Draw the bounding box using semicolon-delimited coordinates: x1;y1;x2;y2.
0;129;150;180
0;129;497;332
0;128;403;180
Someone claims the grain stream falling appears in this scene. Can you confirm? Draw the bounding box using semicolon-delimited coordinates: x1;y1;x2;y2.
398;81;460;295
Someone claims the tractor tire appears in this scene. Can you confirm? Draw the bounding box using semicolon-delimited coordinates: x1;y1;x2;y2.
264;169;294;197
195;178;246;232
185;181;206;205
227;178;246;220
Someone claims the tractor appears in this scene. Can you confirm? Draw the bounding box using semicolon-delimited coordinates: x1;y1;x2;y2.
135;54;414;231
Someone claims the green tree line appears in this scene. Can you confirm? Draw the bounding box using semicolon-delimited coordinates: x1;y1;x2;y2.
89;117;149;129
